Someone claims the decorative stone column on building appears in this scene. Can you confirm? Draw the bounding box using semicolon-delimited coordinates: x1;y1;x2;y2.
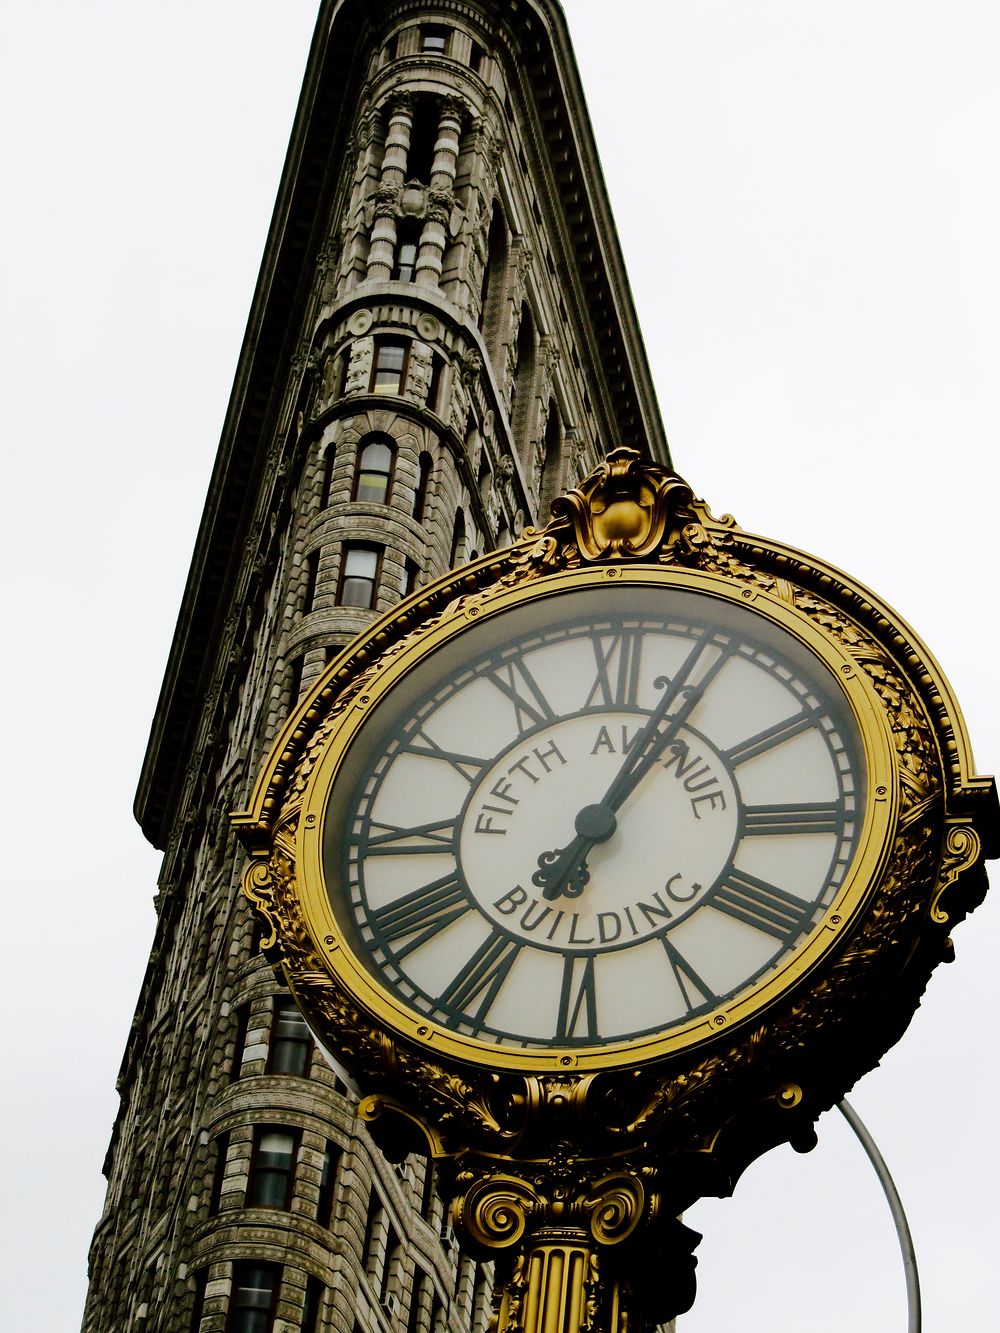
367;95;413;282
416;98;464;289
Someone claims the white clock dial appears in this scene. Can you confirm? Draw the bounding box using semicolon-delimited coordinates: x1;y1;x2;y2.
324;587;864;1049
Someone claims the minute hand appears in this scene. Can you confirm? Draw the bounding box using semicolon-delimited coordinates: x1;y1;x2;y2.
610;677;706;810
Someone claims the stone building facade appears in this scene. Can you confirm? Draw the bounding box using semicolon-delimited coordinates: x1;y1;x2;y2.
83;3;669;1331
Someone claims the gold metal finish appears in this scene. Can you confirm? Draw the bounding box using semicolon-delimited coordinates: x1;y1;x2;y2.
234;450;997;1331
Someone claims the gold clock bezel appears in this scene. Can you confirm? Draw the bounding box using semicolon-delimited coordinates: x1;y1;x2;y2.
294;562;897;1074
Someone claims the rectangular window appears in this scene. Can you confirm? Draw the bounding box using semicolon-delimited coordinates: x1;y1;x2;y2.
401;559;418;597
422;25;449;54
246;1127;298;1210
302;548;320;611
267;996;311;1076
316;1141;340;1228
287;655;304;707
338;545;381;610
189;1268;208;1333
428;354;446;414
469;40;485;74
231;1004;250;1080
209;1131;230;1215
302;1278;323;1333
227;1261;280;1333
392;223;422;283
370;338;408;394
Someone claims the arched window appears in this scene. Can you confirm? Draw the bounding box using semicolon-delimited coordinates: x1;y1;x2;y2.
413;452;433;522
352;436;395;504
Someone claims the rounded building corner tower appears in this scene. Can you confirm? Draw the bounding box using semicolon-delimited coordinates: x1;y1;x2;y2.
84;4;669;1332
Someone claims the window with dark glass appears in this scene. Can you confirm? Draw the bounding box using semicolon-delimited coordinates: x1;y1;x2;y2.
209;1131;230;1215
448;510;466;568
413;452;432;522
406;101;438;182
287;655;305;708
363;1188;385;1280
316;1141;340;1228
352;437;395;504
428;354;445;414
421;25;449;53
189;1268;208;1333
227;1261;280;1333
401;559;418;597
380;1227;401;1303
406;1272;427;1333
469;40;485;73
370;339;408;394
392;222;422;282
246;1127;298;1210
302;548;320;611
301;1278;323;1333
338;545;381;609
231;1004;250;1079
267;996;311;1076
321;444;337;509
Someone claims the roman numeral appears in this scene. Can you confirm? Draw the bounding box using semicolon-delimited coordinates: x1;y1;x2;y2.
724;712;814;767
438;934;522;1026
586;630;643;708
371;874;471;959
403;729;488;783
556;955;598;1041
661;937;716;1011
484;658;555;735
357;818;457;856
710;871;815;944
743;802;842;836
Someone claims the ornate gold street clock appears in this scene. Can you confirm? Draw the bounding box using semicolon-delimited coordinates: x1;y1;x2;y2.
235;451;996;1332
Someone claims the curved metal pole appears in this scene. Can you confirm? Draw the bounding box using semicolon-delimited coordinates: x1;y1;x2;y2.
837;1099;922;1333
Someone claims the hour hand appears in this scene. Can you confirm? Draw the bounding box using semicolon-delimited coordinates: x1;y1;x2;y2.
532;839;591;899
532;803;618;901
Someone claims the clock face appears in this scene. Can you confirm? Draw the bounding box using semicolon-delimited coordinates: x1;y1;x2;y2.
319;584;868;1051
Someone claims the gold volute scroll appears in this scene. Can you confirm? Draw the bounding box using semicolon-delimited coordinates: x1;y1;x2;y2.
546;447;694;560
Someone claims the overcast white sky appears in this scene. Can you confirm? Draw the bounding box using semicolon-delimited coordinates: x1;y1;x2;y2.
2;2;997;1329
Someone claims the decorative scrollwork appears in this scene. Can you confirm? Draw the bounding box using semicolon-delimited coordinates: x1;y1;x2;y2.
583;1175;645;1245
931;823;982;924
458;1174;541;1250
